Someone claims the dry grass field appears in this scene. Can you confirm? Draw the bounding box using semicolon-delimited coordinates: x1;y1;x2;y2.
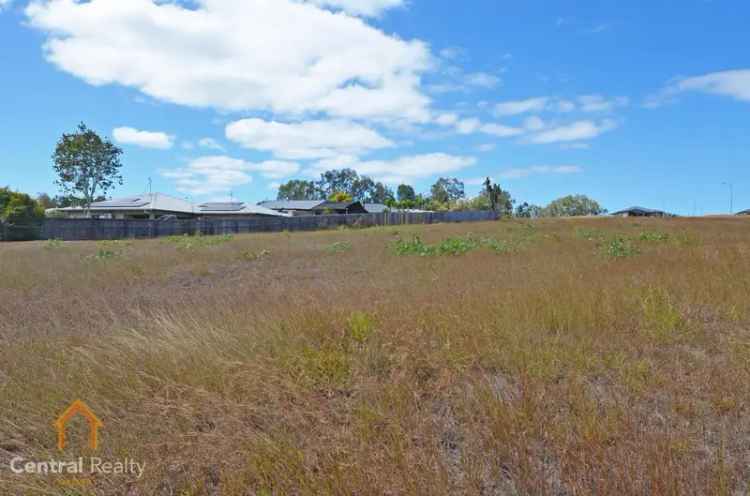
1;217;749;495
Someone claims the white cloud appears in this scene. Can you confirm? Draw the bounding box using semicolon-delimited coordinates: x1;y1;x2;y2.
225;118;393;160
198;138;225;151
456;118;482;134
439;46;464;61
476;143;496;152
480;122;525;137
27;0;432;122
494;95;627;115
304;0;404;17
663;69;750;103
112;127;173;149
578;94;629;112
527;120;617;144
161;155;300;195
464;72;501;89
0;0;13;11
494;97;549;116
523;116;546;131
497;165;583;180
307;153;476;184
555;100;576;112
435;113;459;126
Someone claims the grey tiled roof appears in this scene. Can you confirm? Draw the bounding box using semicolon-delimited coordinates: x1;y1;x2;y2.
610;206;668;216
258;200;325;210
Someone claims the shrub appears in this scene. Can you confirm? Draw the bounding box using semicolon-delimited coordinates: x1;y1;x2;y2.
604;237;639;258
347;312;376;344
639;231;670;242
393;236;435;256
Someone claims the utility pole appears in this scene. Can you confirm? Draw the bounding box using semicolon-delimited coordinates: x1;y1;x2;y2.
722;182;734;214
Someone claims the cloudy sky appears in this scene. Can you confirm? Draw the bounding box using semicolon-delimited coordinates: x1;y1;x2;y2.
1;0;748;213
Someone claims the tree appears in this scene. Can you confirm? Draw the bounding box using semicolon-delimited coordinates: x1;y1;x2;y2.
482;178;514;216
317;169;359;199
277;180;321;200
397;184;416;202
430;177;465;204
329;191;353;202
369;182;394;204
543;195;607;217
515;202;544;218
52;123;123;215
0;187;44;224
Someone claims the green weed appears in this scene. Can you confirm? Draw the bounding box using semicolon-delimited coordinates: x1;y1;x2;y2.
604;237;640;258
325;241;352;253
347;312;376;344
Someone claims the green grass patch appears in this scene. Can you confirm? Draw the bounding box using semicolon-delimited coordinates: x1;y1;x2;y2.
325;241;353;253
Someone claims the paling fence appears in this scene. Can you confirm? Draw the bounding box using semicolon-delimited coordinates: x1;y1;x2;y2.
28;211;499;241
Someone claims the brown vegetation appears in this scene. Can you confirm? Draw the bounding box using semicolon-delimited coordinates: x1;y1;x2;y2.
1;217;749;495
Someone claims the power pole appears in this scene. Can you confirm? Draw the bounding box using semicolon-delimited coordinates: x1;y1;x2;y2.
722;182;734;214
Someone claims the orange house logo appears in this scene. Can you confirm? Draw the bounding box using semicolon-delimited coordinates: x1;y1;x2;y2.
54;400;104;451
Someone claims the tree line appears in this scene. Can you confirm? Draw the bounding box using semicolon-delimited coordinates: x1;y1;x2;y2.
2;122;607;232
275;171;607;218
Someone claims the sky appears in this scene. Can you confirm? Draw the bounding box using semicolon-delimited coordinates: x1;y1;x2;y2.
0;0;748;215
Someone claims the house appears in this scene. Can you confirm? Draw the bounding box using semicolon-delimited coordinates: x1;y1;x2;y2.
610;206;675;218
364;203;389;214
313;201;368;215
258;200;368;216
196;202;289;218
50;193;288;219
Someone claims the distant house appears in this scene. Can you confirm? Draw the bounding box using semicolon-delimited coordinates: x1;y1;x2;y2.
50;193;288;219
259;200;368;216
610;206;675;218
738;209;750;216
363;203;389;214
196;202;288;218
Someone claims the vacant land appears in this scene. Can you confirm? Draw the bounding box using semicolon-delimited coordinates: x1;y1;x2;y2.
1;217;749;495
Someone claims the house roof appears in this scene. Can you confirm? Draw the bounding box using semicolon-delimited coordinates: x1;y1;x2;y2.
312;201;364;211
57;193;195;214
610;206;670;216
198;202;289;217
54;194;289;217
364;203;388;213
258;200;325;211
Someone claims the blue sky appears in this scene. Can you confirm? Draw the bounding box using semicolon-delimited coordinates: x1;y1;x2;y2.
0;0;748;214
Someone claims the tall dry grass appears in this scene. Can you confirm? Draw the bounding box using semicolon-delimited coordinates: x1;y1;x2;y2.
1;217;749;495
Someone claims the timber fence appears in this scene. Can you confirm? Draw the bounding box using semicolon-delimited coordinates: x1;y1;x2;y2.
30;210;499;241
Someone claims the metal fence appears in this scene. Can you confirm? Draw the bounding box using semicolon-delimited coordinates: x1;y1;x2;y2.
30;211;499;241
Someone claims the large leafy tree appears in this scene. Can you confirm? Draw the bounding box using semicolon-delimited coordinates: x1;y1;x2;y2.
316;169;392;203
543;195;607;217
482;178;514;216
431;177;465;204
317;169;359;199
52;123;123;214
397;184;416;202
368;182;395;204
277;180;321;200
